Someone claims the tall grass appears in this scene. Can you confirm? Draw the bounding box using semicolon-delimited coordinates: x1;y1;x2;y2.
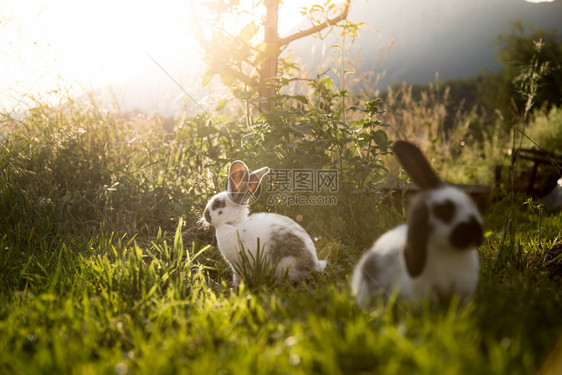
372;82;511;185
0;96;245;245
1;73;561;374
522;106;562;152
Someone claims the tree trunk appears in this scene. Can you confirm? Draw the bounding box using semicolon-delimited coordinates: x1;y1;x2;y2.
258;0;351;110
259;0;279;110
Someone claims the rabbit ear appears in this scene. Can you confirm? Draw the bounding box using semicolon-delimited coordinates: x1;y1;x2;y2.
404;200;431;277
393;140;442;189
228;161;250;193
228;161;251;204
248;167;270;195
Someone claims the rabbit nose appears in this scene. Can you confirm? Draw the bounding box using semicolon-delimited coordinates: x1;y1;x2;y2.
204;208;211;224
450;216;483;249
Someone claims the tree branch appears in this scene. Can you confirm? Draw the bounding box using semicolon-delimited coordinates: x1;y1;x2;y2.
278;1;351;48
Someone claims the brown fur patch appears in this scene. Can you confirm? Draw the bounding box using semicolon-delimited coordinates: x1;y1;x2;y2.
432;199;455;223
212;198;226;210
269;228;315;273
405;199;431;277
450;215;483;249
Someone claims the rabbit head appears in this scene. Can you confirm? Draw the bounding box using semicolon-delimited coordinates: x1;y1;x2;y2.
393;141;483;277
203;161;270;228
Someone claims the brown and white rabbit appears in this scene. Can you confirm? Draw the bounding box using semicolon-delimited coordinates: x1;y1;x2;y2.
203;161;326;286
352;141;483;306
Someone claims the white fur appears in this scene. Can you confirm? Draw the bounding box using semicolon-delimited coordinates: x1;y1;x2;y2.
352;186;481;306
205;191;325;285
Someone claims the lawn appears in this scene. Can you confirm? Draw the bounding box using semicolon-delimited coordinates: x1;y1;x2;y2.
1;198;561;374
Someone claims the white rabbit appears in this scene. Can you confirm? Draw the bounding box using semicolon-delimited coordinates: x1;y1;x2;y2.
203;161;326;286
352;140;483;306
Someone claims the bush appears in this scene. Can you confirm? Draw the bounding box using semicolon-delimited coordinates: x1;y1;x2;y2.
0;97;240;245
239;76;394;247
0;79;397;252
523;106;562;152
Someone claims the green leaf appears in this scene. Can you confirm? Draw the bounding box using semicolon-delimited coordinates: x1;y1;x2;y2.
373;129;389;148
201;67;216;87
238;21;259;43
219;71;235;85
291;95;309;105
291;124;313;134
348;106;368;113
366;98;383;113
215;98;229;111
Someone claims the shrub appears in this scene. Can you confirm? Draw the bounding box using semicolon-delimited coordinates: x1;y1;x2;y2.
0;97;239;245
238;76;393;247
523;106;562;152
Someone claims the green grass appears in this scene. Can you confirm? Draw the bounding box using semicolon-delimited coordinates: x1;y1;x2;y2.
1;87;561;374
0;202;561;374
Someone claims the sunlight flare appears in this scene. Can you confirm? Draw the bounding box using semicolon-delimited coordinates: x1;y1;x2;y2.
1;0;199;107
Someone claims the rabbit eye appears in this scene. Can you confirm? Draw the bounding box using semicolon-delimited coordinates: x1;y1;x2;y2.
212;198;226;210
432;199;455;223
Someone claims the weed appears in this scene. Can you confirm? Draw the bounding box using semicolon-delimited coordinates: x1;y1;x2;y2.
230;237;282;290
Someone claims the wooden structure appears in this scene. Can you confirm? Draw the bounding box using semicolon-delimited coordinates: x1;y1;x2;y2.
510;148;562;196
